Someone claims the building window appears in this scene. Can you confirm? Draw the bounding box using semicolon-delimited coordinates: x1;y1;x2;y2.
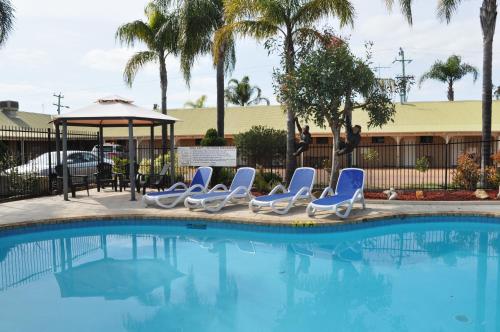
316;137;329;145
371;137;385;144
420;136;433;144
195;139;202;146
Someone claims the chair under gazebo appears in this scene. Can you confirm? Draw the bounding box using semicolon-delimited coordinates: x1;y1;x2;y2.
52;96;179;201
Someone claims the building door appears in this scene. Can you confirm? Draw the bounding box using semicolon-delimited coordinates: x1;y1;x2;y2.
402;137;416;167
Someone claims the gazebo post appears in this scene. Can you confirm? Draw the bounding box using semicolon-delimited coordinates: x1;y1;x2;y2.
169;122;175;184
162;124;167;167
62;120;69;201
150;125;154;179
99;125;104;165
55;123;61;166
128;120;136;201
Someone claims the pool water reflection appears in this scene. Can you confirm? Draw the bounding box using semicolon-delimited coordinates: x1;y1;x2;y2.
0;217;499;332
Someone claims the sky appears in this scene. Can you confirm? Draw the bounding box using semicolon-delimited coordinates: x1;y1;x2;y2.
0;0;498;115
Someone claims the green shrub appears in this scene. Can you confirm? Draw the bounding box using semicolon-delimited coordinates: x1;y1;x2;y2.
486;166;500;188
212;168;235;187
112;157;129;174
452;154;480;190
362;148;379;162
415;156;430;173
234;126;286;167
200;128;226;147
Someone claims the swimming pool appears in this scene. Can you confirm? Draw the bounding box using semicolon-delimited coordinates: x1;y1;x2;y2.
0;216;499;331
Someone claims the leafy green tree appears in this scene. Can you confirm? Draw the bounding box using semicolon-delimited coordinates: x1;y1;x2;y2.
0;0;14;48
164;0;235;139
494;85;500;100
200;128;226;146
419;55;478;101
276;34;395;187
225;76;270;106
116;2;180;152
184;95;207;108
388;0;497;181
217;0;355;183
234;125;286;167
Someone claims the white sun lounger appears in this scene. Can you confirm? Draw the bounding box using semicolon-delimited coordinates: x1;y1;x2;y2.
142;167;213;208
306;168;366;219
184;167;256;212
249;167;316;214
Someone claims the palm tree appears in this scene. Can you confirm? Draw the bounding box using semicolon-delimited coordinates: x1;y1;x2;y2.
116;2;180;152
418;55;478;101
0;0;14;47
163;0;235;139
225;76;270;106
388;0;497;181
184;95;207;108
217;0;355;182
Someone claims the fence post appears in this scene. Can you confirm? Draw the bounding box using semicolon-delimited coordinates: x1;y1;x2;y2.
47;128;52;195
444;140;449;190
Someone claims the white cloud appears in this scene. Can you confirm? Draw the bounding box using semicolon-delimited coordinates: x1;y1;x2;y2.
0;48;49;67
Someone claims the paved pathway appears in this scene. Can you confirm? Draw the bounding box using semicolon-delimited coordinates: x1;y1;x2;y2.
0;189;499;229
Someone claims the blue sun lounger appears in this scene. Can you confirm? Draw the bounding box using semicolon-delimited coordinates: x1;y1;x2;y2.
184;167;256;212
249;167;316;214
142;167;213;208
306;168;365;219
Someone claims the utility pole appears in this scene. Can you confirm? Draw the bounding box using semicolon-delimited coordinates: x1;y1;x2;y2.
53;93;69;115
393;48;413;103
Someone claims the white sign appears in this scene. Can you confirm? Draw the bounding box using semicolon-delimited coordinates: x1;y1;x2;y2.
178;147;237;167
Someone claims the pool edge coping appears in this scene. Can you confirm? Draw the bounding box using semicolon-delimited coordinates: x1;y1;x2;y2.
2;210;500;232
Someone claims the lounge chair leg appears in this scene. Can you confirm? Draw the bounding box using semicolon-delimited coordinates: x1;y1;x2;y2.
307;205;315;217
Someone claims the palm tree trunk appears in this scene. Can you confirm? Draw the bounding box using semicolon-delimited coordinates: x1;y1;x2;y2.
479;0;497;186
284;29;296;184
159;53;168;163
216;47;225;138
447;80;454;101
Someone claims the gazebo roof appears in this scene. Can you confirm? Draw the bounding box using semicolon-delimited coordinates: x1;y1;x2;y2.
52;95;179;127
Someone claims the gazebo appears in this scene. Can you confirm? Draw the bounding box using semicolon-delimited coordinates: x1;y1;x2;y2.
52;96;179;201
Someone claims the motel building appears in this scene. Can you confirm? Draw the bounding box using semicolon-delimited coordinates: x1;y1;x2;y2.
1;100;500;168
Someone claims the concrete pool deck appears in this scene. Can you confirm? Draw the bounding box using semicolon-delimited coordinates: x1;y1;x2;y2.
0;189;500;230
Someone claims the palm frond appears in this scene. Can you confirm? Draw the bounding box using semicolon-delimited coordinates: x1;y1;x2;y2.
123;51;157;87
0;0;15;46
459;63;479;82
384;0;413;25
437;0;462;23
116;20;155;48
293;0;355;28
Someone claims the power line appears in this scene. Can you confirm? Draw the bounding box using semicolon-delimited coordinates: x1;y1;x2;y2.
393;47;413;103
53;92;70;115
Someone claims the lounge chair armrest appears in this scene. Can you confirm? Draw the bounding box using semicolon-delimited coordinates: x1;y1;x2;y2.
187;184;205;193
230;185;249;196
293;187;311;199
351;188;363;201
167;182;188;191
209;184;228;192
320;187;334;198
269;184;287;195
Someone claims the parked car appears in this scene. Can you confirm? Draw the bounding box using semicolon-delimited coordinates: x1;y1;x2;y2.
4;151;113;179
92;144;125;159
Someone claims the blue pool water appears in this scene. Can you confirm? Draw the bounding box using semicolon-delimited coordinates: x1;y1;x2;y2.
0;216;499;332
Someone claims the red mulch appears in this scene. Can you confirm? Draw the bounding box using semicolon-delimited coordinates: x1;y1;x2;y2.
365;190;499;201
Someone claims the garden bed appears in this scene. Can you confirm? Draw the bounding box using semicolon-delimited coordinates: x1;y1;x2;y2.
364;190;499;201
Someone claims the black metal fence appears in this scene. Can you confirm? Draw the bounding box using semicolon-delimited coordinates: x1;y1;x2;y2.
138;139;499;191
0;126;98;202
1;128;499;203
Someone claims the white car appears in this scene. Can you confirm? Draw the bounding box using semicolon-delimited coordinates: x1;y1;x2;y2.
92;144;125;160
4;151;113;178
